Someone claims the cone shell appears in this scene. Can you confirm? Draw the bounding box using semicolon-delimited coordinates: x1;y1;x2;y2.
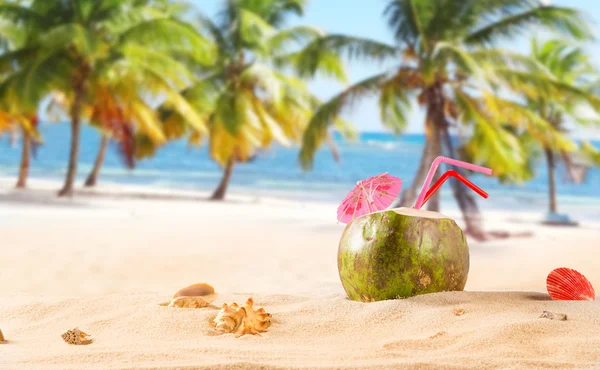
162;283;218;308
0;329;4;342
546;267;595;301
213;297;272;337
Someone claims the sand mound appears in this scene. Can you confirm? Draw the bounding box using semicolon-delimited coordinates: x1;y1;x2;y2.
1;292;599;369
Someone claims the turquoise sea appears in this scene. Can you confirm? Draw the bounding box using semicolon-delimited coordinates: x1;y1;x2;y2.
0;123;599;219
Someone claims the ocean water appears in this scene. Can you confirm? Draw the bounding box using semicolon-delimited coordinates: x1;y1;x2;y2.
0;123;599;217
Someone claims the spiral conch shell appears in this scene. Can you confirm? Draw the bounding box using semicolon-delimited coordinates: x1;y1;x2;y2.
213;297;272;337
160;283;218;308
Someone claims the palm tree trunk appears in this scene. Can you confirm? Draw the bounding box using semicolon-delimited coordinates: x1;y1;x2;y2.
58;66;89;197
440;124;486;240
425;167;441;212
58;117;82;197
397;120;441;208
425;128;442;212
15;130;30;189
397;140;429;207
398;89;443;209
424;83;487;239
544;147;557;213
85;135;109;187
211;158;235;200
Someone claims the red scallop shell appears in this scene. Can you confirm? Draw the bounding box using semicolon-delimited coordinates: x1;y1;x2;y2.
546;267;595;301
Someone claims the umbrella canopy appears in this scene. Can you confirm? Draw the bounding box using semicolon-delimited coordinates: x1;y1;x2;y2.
337;173;402;224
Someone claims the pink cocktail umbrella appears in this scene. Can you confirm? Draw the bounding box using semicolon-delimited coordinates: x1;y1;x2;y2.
337;173;402;224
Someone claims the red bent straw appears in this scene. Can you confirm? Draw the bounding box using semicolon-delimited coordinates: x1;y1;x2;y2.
420;170;488;208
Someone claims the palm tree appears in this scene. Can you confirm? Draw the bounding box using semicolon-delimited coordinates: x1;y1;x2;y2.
84;133;109;187
0;68;42;189
80;1;207;189
14;114;37;188
520;39;600;217
0;11;40;189
160;0;347;200
0;0;214;196
296;0;592;239
0;107;40;188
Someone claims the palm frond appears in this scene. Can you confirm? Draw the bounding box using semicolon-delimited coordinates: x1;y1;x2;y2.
299;72;390;170
384;0;431;51
161;88;209;135
482;92;577;152
250;95;291;147
492;68;600;110
0;4;43;25
195;11;230;55
128;99;167;144
286;35;396;82
36;22;92;56
118;18;216;65
454;90;529;181
433;41;483;78
579;141;600;165
213;87;242;136
238;8;276;53
117;44;194;90
267;25;323;53
12;51;72;109
378;73;413;134
466;5;593;45
302;34;398;65
240;63;282;104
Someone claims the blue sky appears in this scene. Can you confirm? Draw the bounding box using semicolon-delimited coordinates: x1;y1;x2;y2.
190;0;600;136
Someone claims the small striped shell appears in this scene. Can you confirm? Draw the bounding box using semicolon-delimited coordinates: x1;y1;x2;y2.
546;267;595;301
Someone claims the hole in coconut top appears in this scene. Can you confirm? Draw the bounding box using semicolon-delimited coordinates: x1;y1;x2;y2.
383;207;450;219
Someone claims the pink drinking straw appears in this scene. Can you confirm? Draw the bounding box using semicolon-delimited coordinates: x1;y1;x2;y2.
413;156;492;209
420;170;488;208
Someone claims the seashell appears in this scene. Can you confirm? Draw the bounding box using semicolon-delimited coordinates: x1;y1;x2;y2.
213;297;272;337
160;283;218;308
61;328;92;345
546;267;595;301
0;329;5;343
430;331;447;339
453;308;465;316
540;310;567;321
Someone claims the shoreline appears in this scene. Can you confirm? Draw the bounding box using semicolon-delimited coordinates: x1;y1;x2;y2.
2;175;600;229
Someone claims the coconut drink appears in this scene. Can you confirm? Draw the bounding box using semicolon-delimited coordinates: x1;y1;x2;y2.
336;157;491;302
338;207;469;301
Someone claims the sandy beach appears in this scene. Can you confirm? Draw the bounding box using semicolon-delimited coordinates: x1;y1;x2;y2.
1;178;599;369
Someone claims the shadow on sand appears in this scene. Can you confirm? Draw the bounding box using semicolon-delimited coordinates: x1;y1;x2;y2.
0;189;92;208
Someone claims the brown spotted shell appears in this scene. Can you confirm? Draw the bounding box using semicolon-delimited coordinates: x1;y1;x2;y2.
0;329;5;343
160;283;218;308
213;297;272;337
61;328;92;345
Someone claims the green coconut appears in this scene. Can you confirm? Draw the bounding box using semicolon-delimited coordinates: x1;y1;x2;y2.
338;207;469;302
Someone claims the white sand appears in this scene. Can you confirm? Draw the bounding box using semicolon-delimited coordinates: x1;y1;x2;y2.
1;179;599;369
